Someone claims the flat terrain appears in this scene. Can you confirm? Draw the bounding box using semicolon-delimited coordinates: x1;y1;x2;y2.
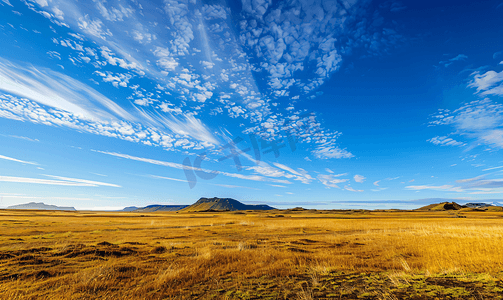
1;209;503;299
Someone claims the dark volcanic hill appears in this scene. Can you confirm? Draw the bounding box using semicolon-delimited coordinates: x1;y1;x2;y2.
7;202;76;211
134;205;189;212
182;197;275;212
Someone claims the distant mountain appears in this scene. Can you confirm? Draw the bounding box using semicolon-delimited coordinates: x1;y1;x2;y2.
122;206;139;212
182;197;275;212
133;205;189;212
7;202;76;211
464;202;495;208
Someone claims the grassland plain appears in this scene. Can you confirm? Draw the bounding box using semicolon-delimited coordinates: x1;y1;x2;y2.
1;209;503;299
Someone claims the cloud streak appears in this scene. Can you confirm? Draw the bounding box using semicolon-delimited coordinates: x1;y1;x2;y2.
0;58;135;121
94;150;292;185
0;175;120;187
0;154;38;165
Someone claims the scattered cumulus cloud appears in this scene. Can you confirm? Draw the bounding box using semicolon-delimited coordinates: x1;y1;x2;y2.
427;136;465;147
430;99;503;149
353;174;366;183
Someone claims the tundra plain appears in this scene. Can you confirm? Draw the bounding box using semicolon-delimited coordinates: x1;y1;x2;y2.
1;209;503;299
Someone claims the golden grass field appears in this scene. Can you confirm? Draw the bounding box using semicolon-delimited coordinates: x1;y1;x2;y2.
1;208;503;299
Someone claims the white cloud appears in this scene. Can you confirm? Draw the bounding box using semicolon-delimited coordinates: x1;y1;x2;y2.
430;99;503;149
157;57;178;71
7;0;383;172
354;174;366;183
268;184;286;188
427;136;465;147
43;175;121;187
0;58;135;121
312;145;353;159
154;114;219;145
456;175;485;184
201;4;228;20
94;0;133;22
150;175;187;182
247;165;285;178
34;0;48;7
1;0;13;7
344;185;363;192
404;177;503;194
0;94;214;152
0;175;120;187
483;166;503;171
132;30;155;44
200;61;215;69
99;46;139;70
94;150;291;185
439;54;467;68
469;70;503;96
373;180;380;186
163;0;194;55
78;15;112;40
317;174;348;189
0;154;38;165
479;129;503;148
238;0;402;100
405;185;455;191
94;70;132;88
273;162;302;176
371;187;388;192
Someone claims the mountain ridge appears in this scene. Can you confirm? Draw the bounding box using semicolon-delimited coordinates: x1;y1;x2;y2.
7;202;76;211
133;205;189;212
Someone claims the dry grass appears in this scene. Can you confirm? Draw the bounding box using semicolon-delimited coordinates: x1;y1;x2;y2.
1;209;503;299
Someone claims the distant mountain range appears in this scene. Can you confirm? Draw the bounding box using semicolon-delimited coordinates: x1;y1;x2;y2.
7;202;76;211
416;201;503;211
6;199;500;213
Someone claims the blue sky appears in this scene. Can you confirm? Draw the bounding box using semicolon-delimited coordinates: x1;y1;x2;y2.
1;0;503;210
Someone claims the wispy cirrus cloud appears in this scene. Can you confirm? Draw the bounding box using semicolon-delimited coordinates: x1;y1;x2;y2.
483;166;503;171
0;93;217;151
0;58;135;121
94;150;292;185
317;173;349;189
0;175;120;187
43;175;121;187
439;54;467;68
1;0;12;6
0;154;38;165
344;185;363;192
406;175;503;195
